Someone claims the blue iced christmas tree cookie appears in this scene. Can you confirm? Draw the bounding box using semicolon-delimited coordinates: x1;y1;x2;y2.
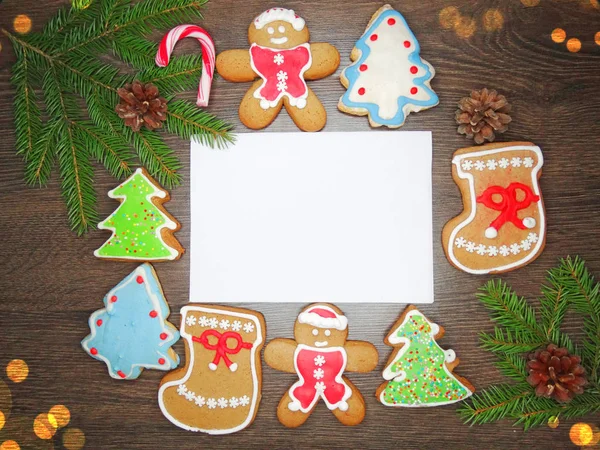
338;4;439;128
82;263;180;379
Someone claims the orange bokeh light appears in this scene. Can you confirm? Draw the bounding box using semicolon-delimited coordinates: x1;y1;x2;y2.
5;361;28;384
551;28;567;43
32;413;56;440
62;428;86;450
439;6;461;30
12;15;32;34
0;441;20;450
48;405;70;428
566;37;582;52
595;31;600;46
483;9;504;32
455;16;477;39
521;0;541;6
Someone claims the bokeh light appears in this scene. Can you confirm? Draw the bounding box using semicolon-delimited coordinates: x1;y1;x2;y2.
570;423;595;446
547;415;559;429
62;428;86;450
0;381;11;424
12;15;32;34
0;440;19;450
439;6;461;30
32;413;56;440
5;361;27;384
483;9;504;32
551;28;567;43
48;405;70;429
566;37;582;52
595;31;600;46
520;0;541;6
455;16;477;39
0;412;4;431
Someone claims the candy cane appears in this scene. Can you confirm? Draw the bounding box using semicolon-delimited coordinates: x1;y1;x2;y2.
156;25;216;107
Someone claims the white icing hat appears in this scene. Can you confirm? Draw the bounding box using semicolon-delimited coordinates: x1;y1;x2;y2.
253;7;305;32
298;305;348;330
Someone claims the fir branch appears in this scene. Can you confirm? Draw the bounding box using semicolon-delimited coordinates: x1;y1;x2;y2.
540;267;569;340
458;384;533;426
477;280;546;340
480;328;547;355
494;352;528;382
25;123;57;186
12;47;42;162
513;396;563;431
166;100;234;148
41;2;100;40
111;31;158;69
137;55;204;93
129;130;182;188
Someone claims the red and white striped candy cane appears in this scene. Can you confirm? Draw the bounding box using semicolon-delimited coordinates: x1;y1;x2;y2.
156;25;216;107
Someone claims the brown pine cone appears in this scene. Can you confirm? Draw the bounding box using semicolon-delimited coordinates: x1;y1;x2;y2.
526;344;587;403
455;88;511;145
115;80;167;132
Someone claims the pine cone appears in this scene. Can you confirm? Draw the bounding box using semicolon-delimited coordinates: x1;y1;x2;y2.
455;88;511;145
115;80;167;132
526;344;587;403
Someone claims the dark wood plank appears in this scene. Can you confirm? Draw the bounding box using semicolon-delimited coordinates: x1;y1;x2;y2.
1;0;599;448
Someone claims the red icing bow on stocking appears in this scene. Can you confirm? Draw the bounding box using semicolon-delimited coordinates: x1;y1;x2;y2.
192;330;253;372
476;182;539;239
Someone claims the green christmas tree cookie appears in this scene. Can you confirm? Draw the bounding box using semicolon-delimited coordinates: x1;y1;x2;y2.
94;168;184;261
376;305;474;407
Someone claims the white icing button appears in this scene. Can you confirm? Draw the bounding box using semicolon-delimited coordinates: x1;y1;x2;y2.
445;350;456;363
229;363;238;372
296;98;307;109
208;362;217;371
259;99;270;110
523;217;536;229
338;401;349;412
485;227;498;239
288;401;301;411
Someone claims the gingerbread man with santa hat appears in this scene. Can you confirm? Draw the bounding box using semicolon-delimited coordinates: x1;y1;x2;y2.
215;7;340;131
265;303;378;427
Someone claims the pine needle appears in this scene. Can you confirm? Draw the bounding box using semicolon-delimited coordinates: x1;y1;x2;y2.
3;0;233;235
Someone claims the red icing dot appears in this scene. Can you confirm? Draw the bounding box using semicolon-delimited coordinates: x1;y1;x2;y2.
160;333;168;340
358;87;366;95
411;87;418;95
110;295;117;303
136;276;144;284
150;310;158;318
117;370;126;378
370;34;378;41
158;358;166;365
410;66;418;74
404;40;411;48
359;64;368;72
96;319;103;326
388;18;396;25
90;347;98;355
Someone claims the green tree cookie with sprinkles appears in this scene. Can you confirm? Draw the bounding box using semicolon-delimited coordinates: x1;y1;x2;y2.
94;168;184;261
376;305;475;407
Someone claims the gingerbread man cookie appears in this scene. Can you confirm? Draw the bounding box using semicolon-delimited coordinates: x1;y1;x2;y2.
216;7;340;132
264;303;378;427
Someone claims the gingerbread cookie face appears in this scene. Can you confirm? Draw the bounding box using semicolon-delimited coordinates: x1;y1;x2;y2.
376;305;474;407
249;15;309;49
158;305;265;434
264;303;378;427
442;142;546;274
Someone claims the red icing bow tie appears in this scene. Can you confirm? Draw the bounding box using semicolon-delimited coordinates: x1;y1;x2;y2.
193;330;253;372
476;182;539;239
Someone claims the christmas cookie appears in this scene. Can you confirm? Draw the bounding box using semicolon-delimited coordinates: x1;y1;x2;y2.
338;5;438;128
158;305;265;434
81;263;180;380
94;168;184;262
376;305;474;407
442;142;546;274
216;7;340;132
264;303;378;427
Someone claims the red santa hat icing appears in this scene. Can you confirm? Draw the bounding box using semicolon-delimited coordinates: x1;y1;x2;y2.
253;7;305;32
298;305;348;331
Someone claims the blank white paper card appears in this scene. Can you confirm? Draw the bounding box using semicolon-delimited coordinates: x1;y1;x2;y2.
190;131;433;303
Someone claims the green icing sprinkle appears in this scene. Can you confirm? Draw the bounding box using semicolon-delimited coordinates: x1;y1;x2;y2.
95;171;177;260
382;312;470;406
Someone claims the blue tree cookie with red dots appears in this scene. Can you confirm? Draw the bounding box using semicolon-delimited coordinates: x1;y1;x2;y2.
94;168;184;262
338;4;438;128
81;263;179;380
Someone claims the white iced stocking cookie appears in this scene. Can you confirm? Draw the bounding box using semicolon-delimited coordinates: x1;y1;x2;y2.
442;142;546;274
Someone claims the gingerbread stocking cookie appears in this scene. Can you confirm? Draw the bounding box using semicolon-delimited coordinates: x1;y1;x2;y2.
216;7;340;132
158;305;265;434
442;142;546;274
264;303;378;427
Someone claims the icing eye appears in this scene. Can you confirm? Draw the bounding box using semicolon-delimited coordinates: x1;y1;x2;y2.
325;329;331;337
267;27;274;35
278;25;285;33
312;329;318;336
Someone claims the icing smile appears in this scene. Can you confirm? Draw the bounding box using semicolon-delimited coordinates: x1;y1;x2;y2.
270;36;288;44
314;341;328;347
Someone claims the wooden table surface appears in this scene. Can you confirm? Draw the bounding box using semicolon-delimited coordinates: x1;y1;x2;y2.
1;0;599;448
